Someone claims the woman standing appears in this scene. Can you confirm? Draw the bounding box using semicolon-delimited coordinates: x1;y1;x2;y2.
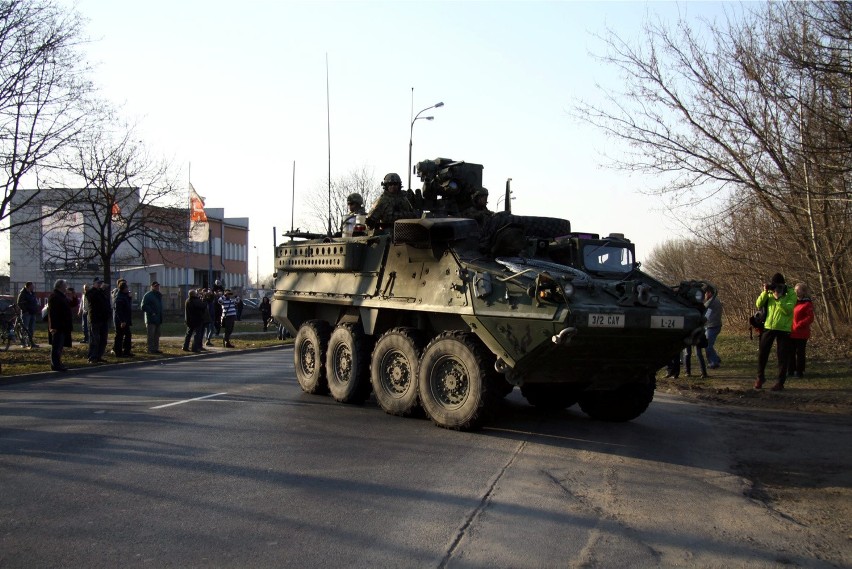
789;283;814;378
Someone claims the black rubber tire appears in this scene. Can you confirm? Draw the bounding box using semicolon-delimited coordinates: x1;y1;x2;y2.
418;331;497;431
578;378;656;422
294;320;331;395
326;324;373;404
15;320;29;348
370;327;424;417
521;384;579;410
496;378;515;398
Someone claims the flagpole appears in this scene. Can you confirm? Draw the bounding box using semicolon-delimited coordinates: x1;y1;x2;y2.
186;163;191;294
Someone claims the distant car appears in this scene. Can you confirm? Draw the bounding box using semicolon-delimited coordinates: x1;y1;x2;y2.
241;298;260;309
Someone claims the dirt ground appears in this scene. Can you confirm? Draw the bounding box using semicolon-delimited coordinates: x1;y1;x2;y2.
657;378;852;415
659;377;852;564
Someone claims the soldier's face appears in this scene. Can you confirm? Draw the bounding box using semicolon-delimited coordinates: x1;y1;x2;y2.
387;182;401;193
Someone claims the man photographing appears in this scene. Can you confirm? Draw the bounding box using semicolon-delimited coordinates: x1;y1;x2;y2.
754;273;797;391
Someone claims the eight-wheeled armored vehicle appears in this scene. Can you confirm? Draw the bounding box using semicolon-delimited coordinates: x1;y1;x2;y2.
272;159;708;430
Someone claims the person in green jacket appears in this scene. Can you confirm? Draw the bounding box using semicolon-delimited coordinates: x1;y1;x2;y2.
140;282;163;354
755;273;797;391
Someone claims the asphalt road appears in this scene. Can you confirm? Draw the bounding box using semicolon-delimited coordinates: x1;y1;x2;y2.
1;348;849;568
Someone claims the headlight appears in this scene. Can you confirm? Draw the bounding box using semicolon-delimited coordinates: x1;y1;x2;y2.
562;282;575;298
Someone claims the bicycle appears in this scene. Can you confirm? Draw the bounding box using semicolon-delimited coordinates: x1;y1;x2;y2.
14;311;32;348
1;310;16;351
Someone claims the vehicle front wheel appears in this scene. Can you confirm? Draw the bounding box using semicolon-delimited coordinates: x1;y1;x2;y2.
418;331;496;431
578;378;656;422
521;384;579;410
294;320;331;395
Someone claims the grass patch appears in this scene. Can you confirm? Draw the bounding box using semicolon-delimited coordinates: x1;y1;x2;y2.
657;331;852;413
1;318;289;377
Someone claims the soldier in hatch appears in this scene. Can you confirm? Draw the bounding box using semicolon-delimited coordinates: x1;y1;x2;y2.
340;192;367;237
366;173;414;235
462;188;494;227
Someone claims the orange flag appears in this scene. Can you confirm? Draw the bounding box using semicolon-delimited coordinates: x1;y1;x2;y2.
189;183;209;242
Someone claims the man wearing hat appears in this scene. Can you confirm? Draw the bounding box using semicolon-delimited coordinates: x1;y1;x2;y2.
340;192;367;237
462;187;494;227
755;272;797;391
217;289;238;348
141;281;164;354
85;277;111;363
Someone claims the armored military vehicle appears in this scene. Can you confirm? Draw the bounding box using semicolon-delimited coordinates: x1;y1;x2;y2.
271;159;708;430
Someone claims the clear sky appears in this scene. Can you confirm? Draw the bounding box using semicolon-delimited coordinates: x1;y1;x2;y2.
46;0;734;282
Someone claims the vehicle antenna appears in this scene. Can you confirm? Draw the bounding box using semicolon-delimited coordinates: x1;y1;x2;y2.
326;52;332;236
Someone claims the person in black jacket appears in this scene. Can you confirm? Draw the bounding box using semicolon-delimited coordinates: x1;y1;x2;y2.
259;296;272;331
182;289;208;352
47;279;73;371
16;281;40;348
86;277;111;363
112;281;133;357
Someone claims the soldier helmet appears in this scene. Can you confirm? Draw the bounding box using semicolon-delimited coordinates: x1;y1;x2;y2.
346;193;364;206
472;187;489;200
381;173;402;189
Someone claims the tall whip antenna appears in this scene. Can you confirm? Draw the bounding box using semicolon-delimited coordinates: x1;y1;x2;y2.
290;160;296;233
326;53;332;236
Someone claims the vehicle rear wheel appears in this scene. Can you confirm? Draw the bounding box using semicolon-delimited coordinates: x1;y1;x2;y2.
578;378;656;422
521;384;578;410
327;323;372;404
294;320;331;395
370;327;423;416
418;331;496;431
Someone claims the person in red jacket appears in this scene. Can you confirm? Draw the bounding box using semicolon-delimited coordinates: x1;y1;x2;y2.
788;282;814;378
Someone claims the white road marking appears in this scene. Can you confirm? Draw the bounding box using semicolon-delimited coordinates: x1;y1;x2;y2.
150;392;228;409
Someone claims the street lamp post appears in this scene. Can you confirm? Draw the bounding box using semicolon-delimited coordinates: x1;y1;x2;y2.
408;98;444;190
253;246;258;289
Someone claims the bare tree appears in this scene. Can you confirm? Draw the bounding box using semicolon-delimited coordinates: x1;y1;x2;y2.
642;239;701;285
300;165;379;234
0;0;93;228
38;110;185;285
576;1;851;337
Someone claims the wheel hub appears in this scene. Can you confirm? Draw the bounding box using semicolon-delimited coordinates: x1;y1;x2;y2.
432;356;468;408
300;342;316;375
333;344;352;384
382;350;410;396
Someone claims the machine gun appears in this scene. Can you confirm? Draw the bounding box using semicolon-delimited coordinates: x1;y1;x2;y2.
411;158;484;216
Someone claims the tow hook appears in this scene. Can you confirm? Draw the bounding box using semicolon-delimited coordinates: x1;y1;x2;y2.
552;327;577;346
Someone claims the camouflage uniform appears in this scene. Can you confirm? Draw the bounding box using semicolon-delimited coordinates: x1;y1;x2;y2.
462;204;494;227
341;192;367;236
366;173;414;234
367;192;414;234
462;188;494;227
